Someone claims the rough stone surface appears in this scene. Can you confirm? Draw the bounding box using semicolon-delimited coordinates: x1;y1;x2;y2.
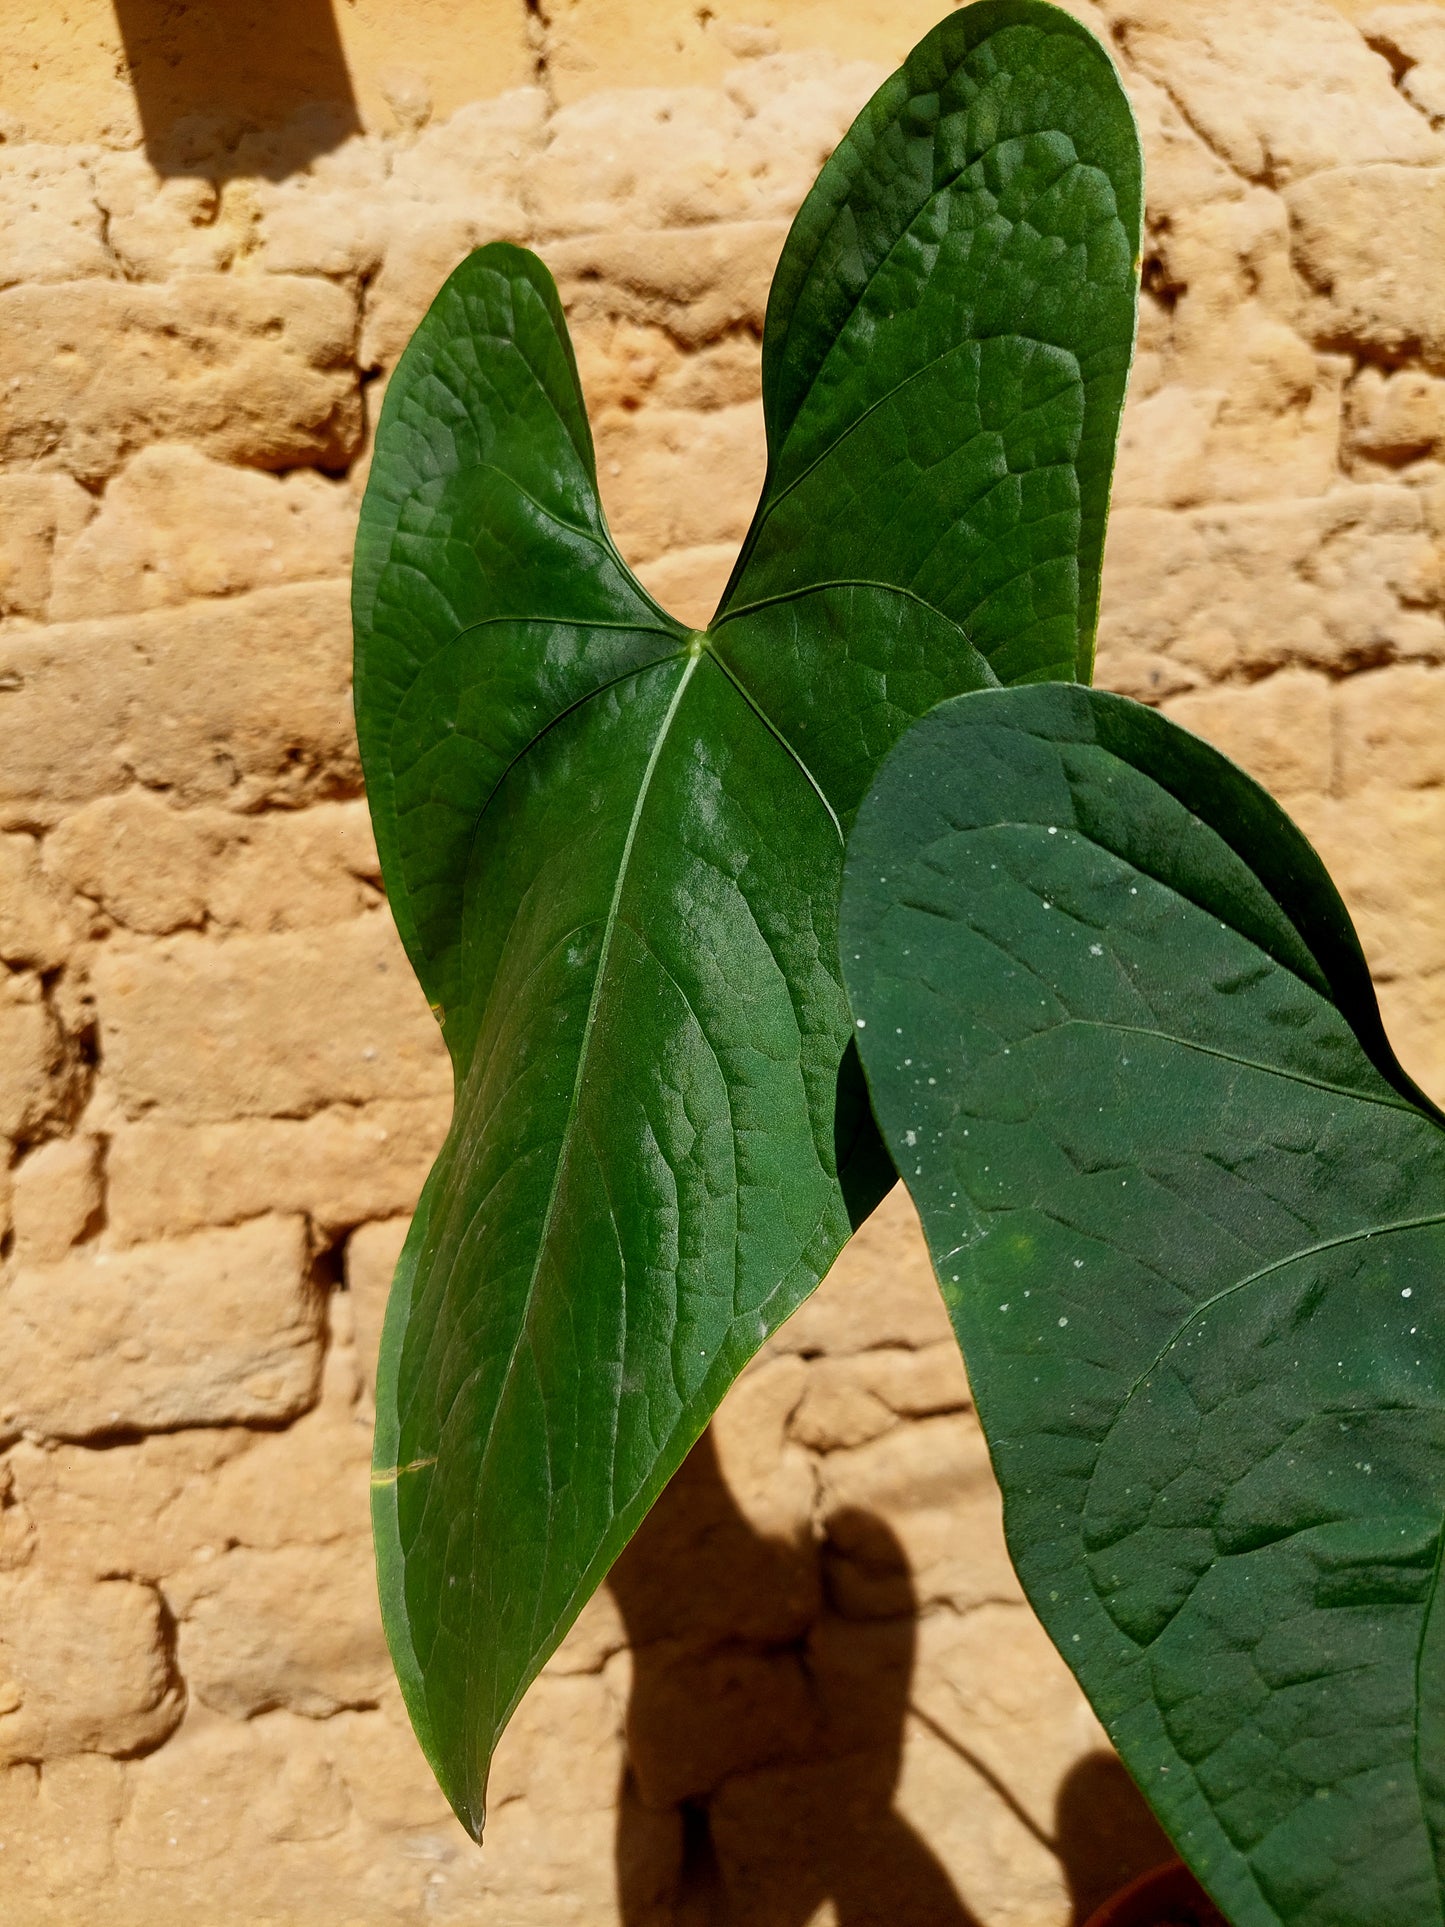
0;277;361;484
176;1541;393;1720
1;1;1443;1919
0;583;360;824
48;445;357;623
0;1216;322;1441
10;1133;102;1264
0;1575;184;1765
92;914;449;1123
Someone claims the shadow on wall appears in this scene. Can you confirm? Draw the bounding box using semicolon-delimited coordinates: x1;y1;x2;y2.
111;0;361;178
608;1429;1176;1927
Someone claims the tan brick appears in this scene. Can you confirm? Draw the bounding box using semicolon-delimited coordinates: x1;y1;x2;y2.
470;1664;655;1919
790;1342;969;1453
356;93;548;366
1337;664;1445;792
541;7;946;102
250;136;394;282
385;89;546;224
623;1640;815;1807
112;1712;377;1882
0;1460;35;1573
360;213;527;371
610;1423;819;1652
0;835;73;971
0;1754;123;1898
1097;491;1444;684
49;444;356;622
548;1581;629;1678
89;156;240;281
596;399;763;565
817;1413;1021;1618
204;800;382;934
113;1715;295;1874
10;1135;101;1265
1111;384;1227;515
0;275;360;485
1361;6;1445;124
1112;301;1346;511
2;1429;250;1584
44;791;220;936
530;85;760;236
0;472;92;622
547;221;788;348
1290;166;1445;366
1124;68;1240;220
481;1662;629;1839
196;1403;373;1555
0;1574;183;1763
1162;671;1335;796
569;316;676;413
0;1215;321;1441
654;331;765;412
93;914;449;1124
0;582;358;823
635;542;738;630
6;1400;372;1592
1291;789;1445;981
1345;365;1445;467
712;1356;813;1549
712;1604;1109;1926
0;975;69;1144
107;1098;446;1246
1110;0;1442;184
0;144;113;290
249;1735;354;1847
175;1539;391;1720
45;793;379;939
333;1695;456;1833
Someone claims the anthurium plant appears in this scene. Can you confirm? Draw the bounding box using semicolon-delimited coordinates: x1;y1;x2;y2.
352;3;1442;1921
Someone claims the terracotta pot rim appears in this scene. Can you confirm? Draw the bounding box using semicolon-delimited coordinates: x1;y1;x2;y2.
1080;1858;1196;1927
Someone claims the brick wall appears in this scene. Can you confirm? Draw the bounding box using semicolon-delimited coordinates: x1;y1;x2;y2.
1;2;1443;1920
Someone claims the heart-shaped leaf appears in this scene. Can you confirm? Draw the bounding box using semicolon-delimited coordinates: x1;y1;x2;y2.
842;682;1445;1927
353;0;1141;1835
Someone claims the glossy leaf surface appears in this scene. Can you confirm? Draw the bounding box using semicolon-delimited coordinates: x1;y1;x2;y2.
353;0;1140;1836
842;683;1445;1927
717;0;1143;690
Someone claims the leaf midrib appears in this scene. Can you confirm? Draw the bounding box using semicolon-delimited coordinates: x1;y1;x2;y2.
1019;1015;1424;1118
437;647;703;1781
443;631;844;1761
463;647;702;1513
425;632;849;1005
440;623;843;1526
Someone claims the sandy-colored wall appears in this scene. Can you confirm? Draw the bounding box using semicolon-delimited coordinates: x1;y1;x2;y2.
1;0;1444;1921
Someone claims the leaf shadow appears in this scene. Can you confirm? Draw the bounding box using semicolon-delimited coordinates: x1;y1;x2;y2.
608;1428;1178;1925
111;0;362;180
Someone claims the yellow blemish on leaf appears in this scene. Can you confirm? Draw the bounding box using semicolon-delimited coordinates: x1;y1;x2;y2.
371;1456;439;1487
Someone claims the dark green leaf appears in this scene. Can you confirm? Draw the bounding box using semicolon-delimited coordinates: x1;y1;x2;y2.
716;0;1143;693
841;681;1445;1927
353;0;1140;1839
